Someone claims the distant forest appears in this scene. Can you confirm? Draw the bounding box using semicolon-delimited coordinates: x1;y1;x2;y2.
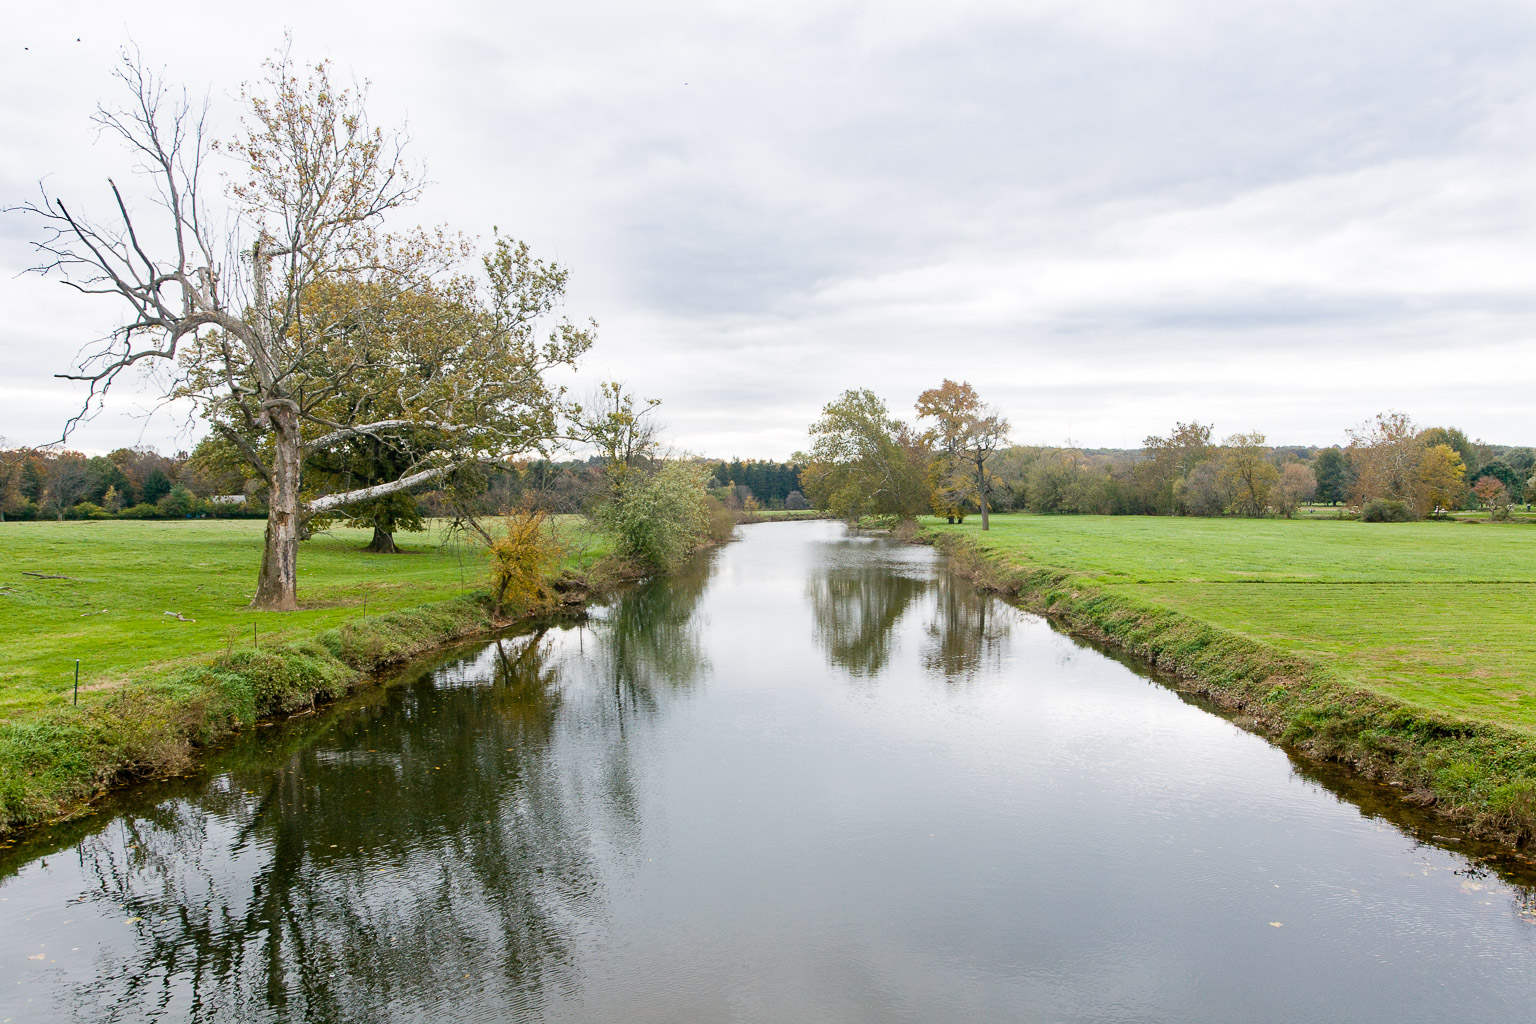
0;443;806;522
6;415;1529;526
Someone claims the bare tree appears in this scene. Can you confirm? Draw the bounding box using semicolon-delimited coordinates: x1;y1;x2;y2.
14;47;593;608
45;453;91;518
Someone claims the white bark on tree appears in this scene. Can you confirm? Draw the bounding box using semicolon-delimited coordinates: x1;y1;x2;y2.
12;48;592;610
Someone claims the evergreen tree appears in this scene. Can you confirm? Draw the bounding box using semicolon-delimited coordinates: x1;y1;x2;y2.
1313;447;1351;505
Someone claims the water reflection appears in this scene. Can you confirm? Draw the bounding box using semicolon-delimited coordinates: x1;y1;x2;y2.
56;630;606;1023
588;549;714;713
806;540;1011;682
5;523;1536;1024
805;551;929;677
922;573;1012;683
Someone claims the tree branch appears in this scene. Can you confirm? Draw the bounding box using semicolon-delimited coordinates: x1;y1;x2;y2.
306;463;454;513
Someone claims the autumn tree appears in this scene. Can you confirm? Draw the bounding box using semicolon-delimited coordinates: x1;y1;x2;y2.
1347;412;1423;509
1416;444;1468;517
1141;421;1214;514
0;444;27;521
1272;462;1316;518
914;379;1010;530
574;381;663;497
799;389;930;522
1472;461;1523;503
1417;426;1476;482
1220;432;1279;517
16;49;593;609
927;457;978;523
1472;475;1510;518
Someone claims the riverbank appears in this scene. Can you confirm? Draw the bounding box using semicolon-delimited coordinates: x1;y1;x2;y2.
925;517;1536;849
0;518;623;838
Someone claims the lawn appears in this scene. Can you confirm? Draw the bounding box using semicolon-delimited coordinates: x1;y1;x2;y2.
926;514;1536;732
0;517;609;719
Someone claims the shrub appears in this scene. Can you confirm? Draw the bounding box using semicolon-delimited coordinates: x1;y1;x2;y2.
596;461;712;571
1361;498;1416;523
118;502;163;519
157;484;208;518
486;510;563;615
704;496;736;543
784;489;810;510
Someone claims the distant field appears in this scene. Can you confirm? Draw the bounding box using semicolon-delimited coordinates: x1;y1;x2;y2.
0;518;609;718
750;509;827;519
925;514;1536;732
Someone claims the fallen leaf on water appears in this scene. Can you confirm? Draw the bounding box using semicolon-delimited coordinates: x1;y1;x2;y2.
28;954;44;960
124;917;143;924
1269;922;1283;928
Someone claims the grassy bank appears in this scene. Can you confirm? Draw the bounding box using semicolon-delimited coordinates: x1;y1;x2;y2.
924;514;1536;847
0;518;612;837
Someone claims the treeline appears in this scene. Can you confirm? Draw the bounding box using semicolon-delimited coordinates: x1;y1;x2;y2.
795;385;1533;523
987;415;1530;520
0;445;254;522
706;460;805;510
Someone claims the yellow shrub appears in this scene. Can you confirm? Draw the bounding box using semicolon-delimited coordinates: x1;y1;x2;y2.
487;510;562;615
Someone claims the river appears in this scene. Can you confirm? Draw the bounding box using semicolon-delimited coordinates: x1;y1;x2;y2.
2;520;1533;1022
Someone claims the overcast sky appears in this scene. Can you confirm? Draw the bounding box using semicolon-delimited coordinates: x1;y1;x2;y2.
4;0;1535;459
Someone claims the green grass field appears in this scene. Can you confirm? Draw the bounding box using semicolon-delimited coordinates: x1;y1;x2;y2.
926;514;1536;732
0;518;609;720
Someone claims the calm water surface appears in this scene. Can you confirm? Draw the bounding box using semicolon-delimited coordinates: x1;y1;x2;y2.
3;521;1534;1022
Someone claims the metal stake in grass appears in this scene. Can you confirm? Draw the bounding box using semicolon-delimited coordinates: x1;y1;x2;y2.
74;659;79;706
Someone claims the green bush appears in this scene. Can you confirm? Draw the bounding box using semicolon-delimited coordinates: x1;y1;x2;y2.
157;484;209;518
1361;498;1416;523
596;461;712;571
118;502;163;519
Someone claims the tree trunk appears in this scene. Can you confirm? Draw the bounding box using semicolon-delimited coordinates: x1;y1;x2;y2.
976;455;990;531
252;404;302;610
364;527;399;553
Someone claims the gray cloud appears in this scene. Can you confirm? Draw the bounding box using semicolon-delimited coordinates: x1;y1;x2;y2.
4;0;1536;457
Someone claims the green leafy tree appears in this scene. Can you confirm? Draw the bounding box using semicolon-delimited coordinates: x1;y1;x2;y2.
597;461;713;571
798;389;930;522
1312;447;1352;505
1221;432;1279;517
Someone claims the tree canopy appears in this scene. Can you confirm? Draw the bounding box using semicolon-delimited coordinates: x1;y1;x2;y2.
18;48;594;608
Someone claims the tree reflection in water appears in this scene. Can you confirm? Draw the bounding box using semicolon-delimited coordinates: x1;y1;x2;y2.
922;572;1012;683
806;542;1011;682
587;550;714;715
61;625;627;1023
805;552;929;677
